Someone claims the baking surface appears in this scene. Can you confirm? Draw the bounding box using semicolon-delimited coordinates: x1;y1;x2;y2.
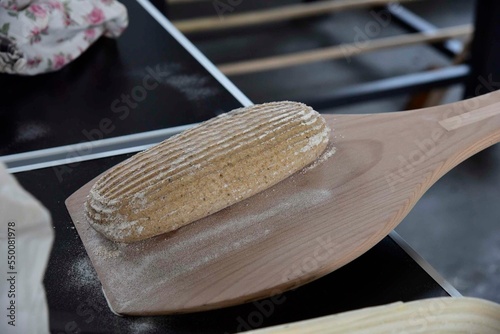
65;95;500;315
0;0;471;328
66;142;340;315
15;152;449;333
65;111;429;315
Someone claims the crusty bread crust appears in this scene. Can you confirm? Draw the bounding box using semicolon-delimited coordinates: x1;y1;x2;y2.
85;101;330;242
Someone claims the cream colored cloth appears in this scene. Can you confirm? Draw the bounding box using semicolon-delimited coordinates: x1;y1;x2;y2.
0;162;54;334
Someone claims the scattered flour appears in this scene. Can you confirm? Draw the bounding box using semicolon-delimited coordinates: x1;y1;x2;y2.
113;187;332;310
131;63;221;102
67;256;99;291
302;144;337;173
128;318;157;334
14;121;50;143
93;245;121;259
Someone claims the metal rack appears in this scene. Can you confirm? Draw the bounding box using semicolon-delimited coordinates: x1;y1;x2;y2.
158;0;496;108
465;0;500;98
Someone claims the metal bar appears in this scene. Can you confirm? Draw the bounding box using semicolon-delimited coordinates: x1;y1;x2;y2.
173;0;416;33
386;3;463;58
219;25;472;76
0;124;198;171
301;64;470;110
389;231;461;297
150;0;168;15
137;0;253;107
464;0;500;98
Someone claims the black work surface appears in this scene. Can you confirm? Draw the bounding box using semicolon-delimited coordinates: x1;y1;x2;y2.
15;154;449;334
0;0;242;157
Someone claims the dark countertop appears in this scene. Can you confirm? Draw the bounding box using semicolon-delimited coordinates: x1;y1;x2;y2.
0;0;243;158
15;153;449;334
2;0;454;331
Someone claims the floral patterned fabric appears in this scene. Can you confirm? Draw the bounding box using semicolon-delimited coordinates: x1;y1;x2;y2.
0;0;128;75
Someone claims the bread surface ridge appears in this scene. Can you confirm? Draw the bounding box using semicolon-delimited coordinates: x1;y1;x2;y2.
85;101;330;242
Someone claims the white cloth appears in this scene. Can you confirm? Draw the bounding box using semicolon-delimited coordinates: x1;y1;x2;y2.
0;0;128;75
0;162;54;334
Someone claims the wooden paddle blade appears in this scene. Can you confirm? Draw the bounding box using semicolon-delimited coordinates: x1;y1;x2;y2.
66;91;500;314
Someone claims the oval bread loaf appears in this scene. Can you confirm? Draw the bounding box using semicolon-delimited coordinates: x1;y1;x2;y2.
85;101;330;242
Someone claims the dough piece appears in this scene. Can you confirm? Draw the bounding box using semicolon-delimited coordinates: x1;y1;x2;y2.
85;101;330;242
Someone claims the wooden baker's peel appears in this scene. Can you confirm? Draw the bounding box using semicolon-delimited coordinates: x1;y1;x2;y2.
66;91;500;315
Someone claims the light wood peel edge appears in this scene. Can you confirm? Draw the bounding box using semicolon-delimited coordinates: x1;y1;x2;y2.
245;297;500;334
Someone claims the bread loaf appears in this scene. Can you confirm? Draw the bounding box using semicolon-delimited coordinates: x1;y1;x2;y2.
85;102;330;242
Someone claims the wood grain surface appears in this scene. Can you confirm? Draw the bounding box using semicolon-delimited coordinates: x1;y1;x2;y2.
173;0;416;33
219;25;473;76
66;91;500;315
246;297;500;333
